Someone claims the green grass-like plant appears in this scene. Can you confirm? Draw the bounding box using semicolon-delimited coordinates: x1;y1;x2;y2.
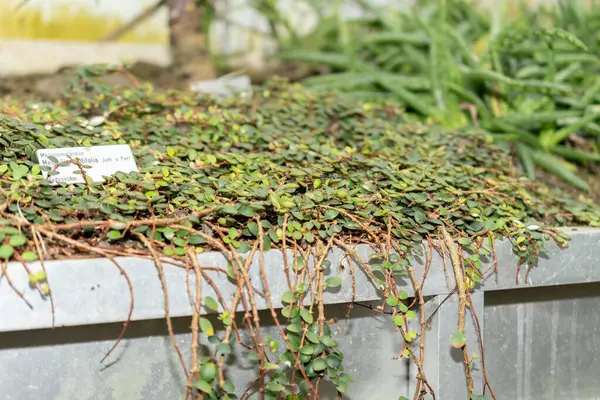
266;0;600;191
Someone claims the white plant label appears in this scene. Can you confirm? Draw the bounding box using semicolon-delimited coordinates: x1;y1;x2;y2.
36;145;138;184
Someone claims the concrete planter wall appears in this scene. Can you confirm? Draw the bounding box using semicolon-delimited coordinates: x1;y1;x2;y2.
1;227;599;399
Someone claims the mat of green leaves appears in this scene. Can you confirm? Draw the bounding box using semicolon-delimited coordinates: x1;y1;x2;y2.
0;72;599;270
273;0;600;191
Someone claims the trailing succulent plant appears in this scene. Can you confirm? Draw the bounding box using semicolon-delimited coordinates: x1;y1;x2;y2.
1;66;599;399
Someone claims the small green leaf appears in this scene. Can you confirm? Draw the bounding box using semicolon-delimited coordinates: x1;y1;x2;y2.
199;363;217;382
21;251;38;262
414;209;426;224
28;271;47;284
306;330;320;344
192;380;212;394
282;305;296;318
238;205;255;217
406;310;417;320
398;290;408;300
393;315;404;326
335;381;348;393
226;263;236;280
300;344;315;355
281;290;294;304
0;245;14;259
9;235;27;247
236;241;252;253
300;308;313;323
162;227;176;240
203;296;219;311
265;382;285;392
386;295;398;307
223;381;236;394
199;318;214;336
248;221;259;236
320;335;336;347
304;231;315;243
325;277;342;288
323;209;339;220
282;305;298;319
265;362;280;370
458;237;472;246
107;230;121;240
450;331;467;348
217;343;232;355
311;358;327;371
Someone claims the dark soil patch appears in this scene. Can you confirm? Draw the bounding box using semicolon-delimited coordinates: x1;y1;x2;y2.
0;61;182;101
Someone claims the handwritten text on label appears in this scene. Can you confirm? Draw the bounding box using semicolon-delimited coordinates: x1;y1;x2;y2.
36;145;138;184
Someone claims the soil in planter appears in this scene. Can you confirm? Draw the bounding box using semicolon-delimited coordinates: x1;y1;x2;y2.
0;61;183;100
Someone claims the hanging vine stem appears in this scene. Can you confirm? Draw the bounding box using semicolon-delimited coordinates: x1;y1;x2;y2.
465;289;497;400
32;226;135;365
30;226;55;327
216;241;268;398
0;259;33;309
343;253;356;318
281;214;292;288
439;226;475;395
391;238;431;400
332;236;436;398
180;237;258;389
187;248;203;398
313;236;335;336
137;233;190;379
216;241;261;388
256;219;318;399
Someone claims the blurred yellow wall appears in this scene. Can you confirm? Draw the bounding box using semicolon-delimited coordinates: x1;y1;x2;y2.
0;0;168;43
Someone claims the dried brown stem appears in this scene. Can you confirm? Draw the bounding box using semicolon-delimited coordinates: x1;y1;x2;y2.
439;226;474;395
214;240;260;388
344;255;356;318
256;219;318;398
137;233;189;378
0;259;33;309
332;239;380;291
403;245;429;400
466;290;497;400
32;210;214;232
321;206;385;253
281;214;292;289
437;232;454;290
187;248;203;397
35;227;134;364
31;226;55;327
